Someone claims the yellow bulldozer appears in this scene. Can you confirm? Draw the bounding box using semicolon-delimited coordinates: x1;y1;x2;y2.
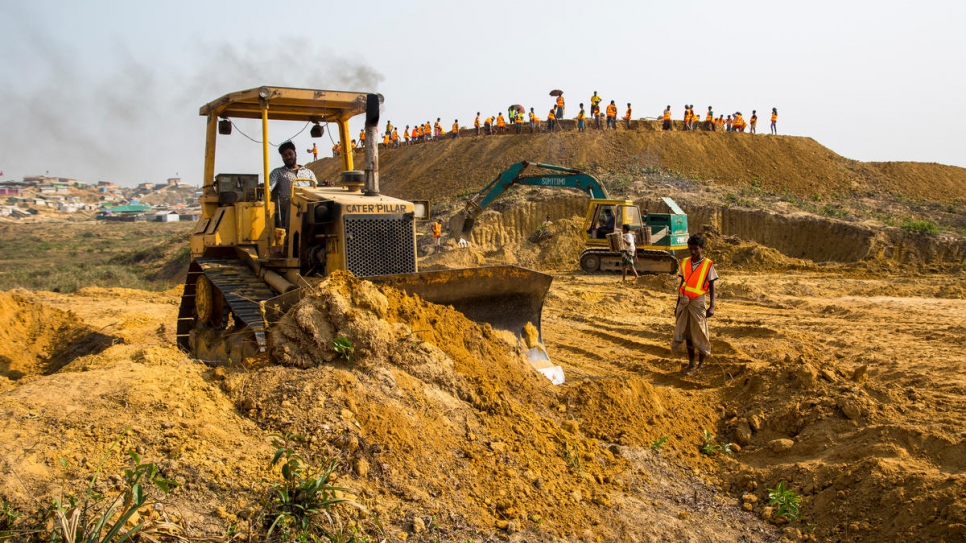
177;86;556;378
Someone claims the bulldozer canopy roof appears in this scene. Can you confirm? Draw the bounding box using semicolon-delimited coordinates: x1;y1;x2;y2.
199;86;369;122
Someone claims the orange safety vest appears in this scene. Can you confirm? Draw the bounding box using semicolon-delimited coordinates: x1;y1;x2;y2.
679;257;713;299
663;110;671;121
771;112;778;122
706;113;713;122
392;129;399;141
606;104;617;118
556;95;564;107
432;222;441;237
383;134;389;145
474;116;480;127
452;122;459;132
529;112;536;122
497;115;505;127
624;107;632;120
547;110;555;120
411;128;418;138
577;110;585;120
359;131;365;141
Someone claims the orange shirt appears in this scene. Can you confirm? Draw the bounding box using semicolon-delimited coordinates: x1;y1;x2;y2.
547;110;556;120
474;115;481;127
452;122;459;132
496;115;506;127
663;110;671;121
606;104;617;118
556;95;564;107
624;107;632;120
771;112;778;122
392;129;399;141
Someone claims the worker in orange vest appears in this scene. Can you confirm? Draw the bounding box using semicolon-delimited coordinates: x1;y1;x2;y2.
623;103;632;129
750;110;758;134
391;128;400;148
555;93;565;119
311;143;318;161
576;104;586;132
484;115;493;135
452;120;460;139
431;220;442;252
605;100;617;129
359;129;365;145
705;107;715;131
546;107;556;132
672;234;719;375
474;113;481;136
434;118;442;137
496;112;506;134
528;108;537;133
770;108;778;135
662;106;672;131
683;105;692;131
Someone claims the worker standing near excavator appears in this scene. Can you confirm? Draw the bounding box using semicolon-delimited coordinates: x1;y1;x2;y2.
431;220;442;252
620;224;639;282
672;234;718;375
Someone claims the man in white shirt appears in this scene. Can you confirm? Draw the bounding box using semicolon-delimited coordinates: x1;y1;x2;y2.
620;224;639;282
270;141;317;228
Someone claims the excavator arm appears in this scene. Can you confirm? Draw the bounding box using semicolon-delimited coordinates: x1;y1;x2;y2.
449;161;609;242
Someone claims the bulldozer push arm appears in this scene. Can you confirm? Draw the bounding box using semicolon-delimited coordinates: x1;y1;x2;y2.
449;161;609;242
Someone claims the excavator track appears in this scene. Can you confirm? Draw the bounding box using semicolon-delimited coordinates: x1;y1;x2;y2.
579;248;678;275
176;258;278;361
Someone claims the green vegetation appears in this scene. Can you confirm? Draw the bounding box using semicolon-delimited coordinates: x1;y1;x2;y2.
649;436;669;450
0;222;193;293
563;442;582;473
699;429;734;456
51;429;179;543
0;498;22;540
900;218;940;235
332;337;355;362
768;481;803;520
262;433;366;542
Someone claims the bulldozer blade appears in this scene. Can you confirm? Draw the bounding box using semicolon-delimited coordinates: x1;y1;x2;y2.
447;211;474;243
369;265;552;355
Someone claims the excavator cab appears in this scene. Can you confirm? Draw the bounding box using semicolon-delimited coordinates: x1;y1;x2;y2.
587;203;643;239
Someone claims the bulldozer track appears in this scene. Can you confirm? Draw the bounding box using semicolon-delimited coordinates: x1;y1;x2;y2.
176;258;277;355
579;248;678;274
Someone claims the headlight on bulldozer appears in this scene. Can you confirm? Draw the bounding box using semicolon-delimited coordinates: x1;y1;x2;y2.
313;203;331;223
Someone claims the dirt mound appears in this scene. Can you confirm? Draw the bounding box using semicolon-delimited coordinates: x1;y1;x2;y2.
312;131;966;204
0;290;117;380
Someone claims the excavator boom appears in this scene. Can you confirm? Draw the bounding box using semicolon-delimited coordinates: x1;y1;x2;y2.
449;161;609;242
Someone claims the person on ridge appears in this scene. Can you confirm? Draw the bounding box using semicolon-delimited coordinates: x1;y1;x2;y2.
662;105;672;131
555;92;565;119
624;103;633;129
590;91;602;111
546;107;556;132
496;112;506;134
452;119;460;139
576;103;586;132
672;234;719;375
606;100;618;129
770;108;778;135
311;142;318;161
750;110;758;134
474;112;481;136
706;107;715;131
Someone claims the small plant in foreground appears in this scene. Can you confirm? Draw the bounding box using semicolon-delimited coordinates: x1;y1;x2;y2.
332;336;354;362
262;433;366;541
0;498;23;539
650;436;669;450
699;429;734;456
768;481;802;520
51;428;179;543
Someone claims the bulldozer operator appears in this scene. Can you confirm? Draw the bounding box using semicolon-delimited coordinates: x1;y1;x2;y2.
269;140;317;228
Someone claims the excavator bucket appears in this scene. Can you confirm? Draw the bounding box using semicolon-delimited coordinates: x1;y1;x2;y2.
369;265;557;369
448;210;474;244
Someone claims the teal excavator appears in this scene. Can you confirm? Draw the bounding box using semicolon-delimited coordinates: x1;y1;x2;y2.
449;161;689;274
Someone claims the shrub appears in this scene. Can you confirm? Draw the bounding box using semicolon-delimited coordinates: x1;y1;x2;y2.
900;218;939;235
768;481;802;520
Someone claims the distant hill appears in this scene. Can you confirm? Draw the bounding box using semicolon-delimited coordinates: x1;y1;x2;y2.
309;130;966;204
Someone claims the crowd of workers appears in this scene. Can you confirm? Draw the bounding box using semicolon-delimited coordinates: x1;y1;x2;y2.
324;91;779;158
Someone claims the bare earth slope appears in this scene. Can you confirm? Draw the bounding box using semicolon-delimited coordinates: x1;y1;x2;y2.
311;130;966;204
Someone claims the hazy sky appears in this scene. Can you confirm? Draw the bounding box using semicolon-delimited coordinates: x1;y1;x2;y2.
1;0;964;186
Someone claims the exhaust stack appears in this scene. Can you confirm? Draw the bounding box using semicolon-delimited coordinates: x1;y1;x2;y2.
364;93;382;196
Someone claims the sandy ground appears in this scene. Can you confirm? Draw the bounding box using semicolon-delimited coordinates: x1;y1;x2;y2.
1;252;964;541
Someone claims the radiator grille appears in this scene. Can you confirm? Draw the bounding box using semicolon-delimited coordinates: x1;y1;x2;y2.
344;215;416;277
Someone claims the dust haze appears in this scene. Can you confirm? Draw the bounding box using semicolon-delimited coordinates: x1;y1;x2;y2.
0;27;383;186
